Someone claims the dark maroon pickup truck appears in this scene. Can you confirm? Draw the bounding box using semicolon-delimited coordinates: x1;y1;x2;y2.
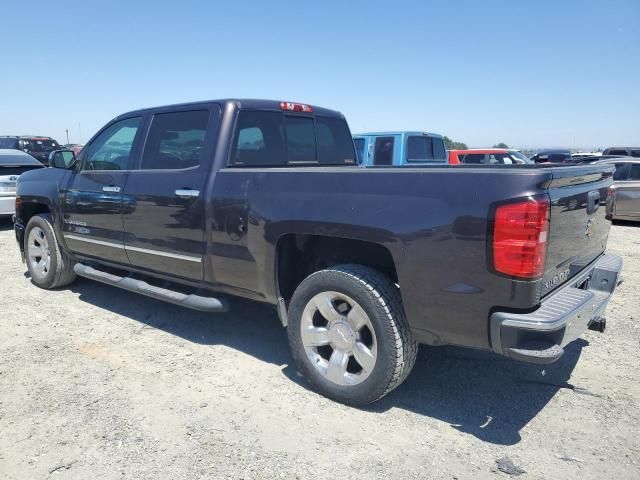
14;99;622;406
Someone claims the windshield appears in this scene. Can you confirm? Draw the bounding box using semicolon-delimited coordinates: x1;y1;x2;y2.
508;151;533;164
26;139;59;152
0;138;19;149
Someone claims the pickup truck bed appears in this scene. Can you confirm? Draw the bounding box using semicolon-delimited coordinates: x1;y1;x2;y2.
13;99;622;405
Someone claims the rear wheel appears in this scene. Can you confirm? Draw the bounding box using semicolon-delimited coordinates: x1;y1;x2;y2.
24;214;76;289
287;264;417;406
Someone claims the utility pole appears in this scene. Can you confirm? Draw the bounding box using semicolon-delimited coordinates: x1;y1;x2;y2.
65;129;70;145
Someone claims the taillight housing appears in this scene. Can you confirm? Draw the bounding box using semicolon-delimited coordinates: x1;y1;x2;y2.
492;197;550;279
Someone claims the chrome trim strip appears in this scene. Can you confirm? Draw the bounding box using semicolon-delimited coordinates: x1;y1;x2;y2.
64;234;202;263
64;234;125;249
124;245;202;263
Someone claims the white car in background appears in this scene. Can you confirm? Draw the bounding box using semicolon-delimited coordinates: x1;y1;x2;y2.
0;150;44;217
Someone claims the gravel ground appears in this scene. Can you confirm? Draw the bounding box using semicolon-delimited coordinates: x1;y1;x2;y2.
0;218;639;480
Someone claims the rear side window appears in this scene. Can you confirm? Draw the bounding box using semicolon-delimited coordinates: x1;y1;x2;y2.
613;163;631;180
230;111;355;167
631;150;640;158
373;137;394;166
629;164;640;180
141;110;209;170
316;116;356;164
460;154;485;164
353;138;365;164
548;153;570;163
608;149;628;156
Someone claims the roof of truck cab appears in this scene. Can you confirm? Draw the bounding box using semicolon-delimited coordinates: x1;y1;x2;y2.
353;131;444;139
116;99;345;119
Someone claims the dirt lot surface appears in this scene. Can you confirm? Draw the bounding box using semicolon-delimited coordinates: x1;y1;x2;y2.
0;219;638;480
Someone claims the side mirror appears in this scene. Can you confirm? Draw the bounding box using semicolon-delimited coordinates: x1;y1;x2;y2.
49;150;76;169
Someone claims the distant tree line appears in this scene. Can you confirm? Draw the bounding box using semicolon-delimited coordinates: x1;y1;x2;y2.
443;137;512;150
443;136;467;150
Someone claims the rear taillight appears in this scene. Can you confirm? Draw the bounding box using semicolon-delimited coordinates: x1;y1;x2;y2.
606;185;615;200
492;197;550;279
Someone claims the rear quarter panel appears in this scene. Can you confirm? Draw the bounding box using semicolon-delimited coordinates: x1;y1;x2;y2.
212;166;554;349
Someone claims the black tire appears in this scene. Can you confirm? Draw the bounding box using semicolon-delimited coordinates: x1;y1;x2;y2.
287;264;417;406
24;213;76;289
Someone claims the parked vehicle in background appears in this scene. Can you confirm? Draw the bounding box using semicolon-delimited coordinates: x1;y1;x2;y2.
64;144;85;156
352;131;447;166
0;150;44;217
572;152;602;159
0;136;62;166
530;149;573;164
13;98;622;406
603;147;640;158
448;148;532;165
601;158;640;221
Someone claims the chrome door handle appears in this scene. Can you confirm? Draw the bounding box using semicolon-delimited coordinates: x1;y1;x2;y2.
175;189;200;198
102;186;121;193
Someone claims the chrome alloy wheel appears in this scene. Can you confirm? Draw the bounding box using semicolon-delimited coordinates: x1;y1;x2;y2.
27;226;51;280
300;291;377;386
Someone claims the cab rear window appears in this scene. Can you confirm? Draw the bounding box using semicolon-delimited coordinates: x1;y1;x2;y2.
406;136;447;163
230;111;355;167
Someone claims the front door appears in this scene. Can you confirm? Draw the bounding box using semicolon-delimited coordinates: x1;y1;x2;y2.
122;106;220;281
61;116;143;264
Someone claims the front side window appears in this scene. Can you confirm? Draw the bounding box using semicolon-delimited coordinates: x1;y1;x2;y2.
373;137;394;166
284;116;316;163
629;164;640;180
0;138;19;149
85;117;141;171
140;110;209;170
630;150;640;158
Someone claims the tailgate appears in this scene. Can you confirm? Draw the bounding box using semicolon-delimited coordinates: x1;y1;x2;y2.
541;165;614;297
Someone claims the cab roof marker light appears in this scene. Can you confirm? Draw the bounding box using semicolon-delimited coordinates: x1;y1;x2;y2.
280;102;313;113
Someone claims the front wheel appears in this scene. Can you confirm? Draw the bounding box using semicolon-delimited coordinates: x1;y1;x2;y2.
24;213;76;289
287;264;417;406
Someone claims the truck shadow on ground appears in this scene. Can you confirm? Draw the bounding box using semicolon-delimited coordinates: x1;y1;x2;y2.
67;277;586;447
0;218;14;232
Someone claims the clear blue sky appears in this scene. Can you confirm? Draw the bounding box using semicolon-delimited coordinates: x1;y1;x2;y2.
1;0;638;150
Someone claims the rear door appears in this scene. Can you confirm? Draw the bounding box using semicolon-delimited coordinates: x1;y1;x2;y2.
372;136;395;166
615;163;640;219
121;105;221;281
61;116;143;264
